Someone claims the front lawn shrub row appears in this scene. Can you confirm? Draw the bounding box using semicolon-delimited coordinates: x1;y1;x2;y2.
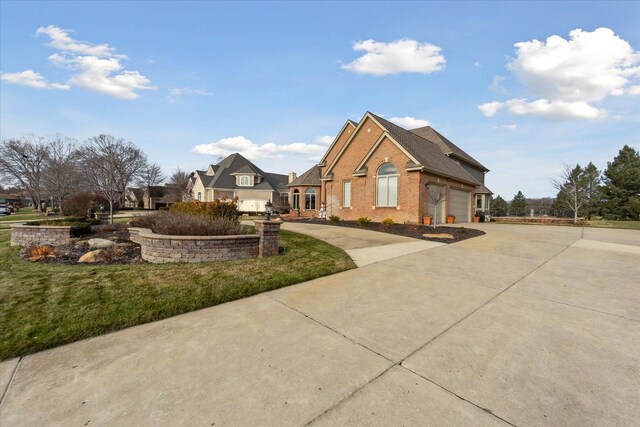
130;211;246;236
169;199;240;221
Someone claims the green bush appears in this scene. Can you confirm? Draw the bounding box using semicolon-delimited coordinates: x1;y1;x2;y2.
329;215;341;223
381;217;394;227
356;217;371;226
169;199;240;221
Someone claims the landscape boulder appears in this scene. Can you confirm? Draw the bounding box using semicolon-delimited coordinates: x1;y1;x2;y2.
78;249;106;263
88;238;115;249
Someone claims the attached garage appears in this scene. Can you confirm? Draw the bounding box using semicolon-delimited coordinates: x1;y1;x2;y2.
449;189;471;223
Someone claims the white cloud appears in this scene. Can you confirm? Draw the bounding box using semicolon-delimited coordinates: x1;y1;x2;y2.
1;25;155;99
474;61;482;67
628;85;640;95
489;75;507;93
478;101;504;117
0;70;69;90
167;87;214;103
493;124;517;130
389;116;430;128
341;39;445;75
480;28;640;120
315;136;334;145
192;136;328;160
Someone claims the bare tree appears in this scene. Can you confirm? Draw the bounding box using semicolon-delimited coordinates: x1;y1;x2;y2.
425;185;446;228
552;163;587;225
77;135;147;223
0;135;49;212
44;134;80;211
167;168;192;202
137;163;165;208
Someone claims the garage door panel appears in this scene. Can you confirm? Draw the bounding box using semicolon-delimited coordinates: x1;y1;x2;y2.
449;189;471;223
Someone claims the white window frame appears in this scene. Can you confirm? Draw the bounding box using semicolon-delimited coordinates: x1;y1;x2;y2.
376;163;398;207
197;191;202;201
305;188;317;210
342;181;351;207
239;175;251;186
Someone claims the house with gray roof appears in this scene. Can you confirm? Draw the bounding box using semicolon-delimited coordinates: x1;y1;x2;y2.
188;153;289;212
317;111;492;224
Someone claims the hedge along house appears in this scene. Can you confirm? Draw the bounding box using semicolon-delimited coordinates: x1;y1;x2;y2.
319;112;492;224
188;153;290;212
287;165;322;216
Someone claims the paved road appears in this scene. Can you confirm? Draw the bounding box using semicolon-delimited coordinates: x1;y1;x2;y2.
1;223;638;426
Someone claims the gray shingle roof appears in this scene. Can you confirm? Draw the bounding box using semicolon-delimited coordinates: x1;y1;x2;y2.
202;153;288;191
475;185;493;194
409;126;489;171
368;113;481;186
287;165;321;187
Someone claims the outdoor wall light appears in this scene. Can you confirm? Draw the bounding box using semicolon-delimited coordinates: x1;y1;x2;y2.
265;201;273;221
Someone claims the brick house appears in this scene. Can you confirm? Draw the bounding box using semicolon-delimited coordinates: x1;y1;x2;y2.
188;153;289;212
317;111;492;224
287;165;322;217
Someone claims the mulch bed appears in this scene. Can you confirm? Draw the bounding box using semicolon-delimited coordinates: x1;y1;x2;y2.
284;217;485;243
20;224;143;265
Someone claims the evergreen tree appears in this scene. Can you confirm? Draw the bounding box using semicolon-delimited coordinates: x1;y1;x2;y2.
601;145;640;219
582;162;601;219
491;195;508;216
510;191;527;216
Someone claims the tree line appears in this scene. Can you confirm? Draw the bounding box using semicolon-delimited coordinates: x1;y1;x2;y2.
0;134;192;222
490;145;640;223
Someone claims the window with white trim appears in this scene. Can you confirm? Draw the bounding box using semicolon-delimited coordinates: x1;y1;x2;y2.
292;189;300;210
376;163;398;207
342;181;351;207
197;192;202;201
305;188;316;210
239;175;251;186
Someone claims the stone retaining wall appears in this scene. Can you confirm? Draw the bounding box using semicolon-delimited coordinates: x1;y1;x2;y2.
10;224;79;246
493;216;584;225
129;220;281;263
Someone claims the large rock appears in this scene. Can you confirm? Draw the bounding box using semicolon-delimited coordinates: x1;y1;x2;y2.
88;238;115;249
78;249;106;263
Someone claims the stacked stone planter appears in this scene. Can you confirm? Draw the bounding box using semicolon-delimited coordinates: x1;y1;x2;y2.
10;224;80;246
129;220;281;263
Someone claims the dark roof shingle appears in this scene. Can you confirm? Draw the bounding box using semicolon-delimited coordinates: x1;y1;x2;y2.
287;165;321;187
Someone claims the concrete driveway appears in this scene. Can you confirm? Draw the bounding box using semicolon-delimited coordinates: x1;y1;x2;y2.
1;223;638;426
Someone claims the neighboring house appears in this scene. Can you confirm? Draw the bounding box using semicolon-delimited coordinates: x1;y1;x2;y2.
287;165;322;216
317;111;492;224
125;186;178;209
124;188;144;208
188;153;289;212
0;193;22;205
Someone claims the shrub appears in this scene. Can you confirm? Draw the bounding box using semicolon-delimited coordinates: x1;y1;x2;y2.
137;199;145;208
61;192;109;216
145;211;246;236
170;199;240;221
356;217;371;226
27;245;56;261
329;215;341;223
128;214;157;229
381;217;394;227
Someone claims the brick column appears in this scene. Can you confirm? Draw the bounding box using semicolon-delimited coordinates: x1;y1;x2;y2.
255;220;281;258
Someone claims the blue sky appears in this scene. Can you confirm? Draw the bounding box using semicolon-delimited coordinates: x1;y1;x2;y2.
1;1;639;198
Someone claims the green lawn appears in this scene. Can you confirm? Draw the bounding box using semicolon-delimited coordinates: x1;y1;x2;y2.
0;229;355;360
0;206;45;223
585;220;640;230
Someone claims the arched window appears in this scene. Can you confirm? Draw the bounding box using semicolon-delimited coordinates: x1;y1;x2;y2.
239;175;251;186
305;188;316;210
292;189;300;210
376;163;398;207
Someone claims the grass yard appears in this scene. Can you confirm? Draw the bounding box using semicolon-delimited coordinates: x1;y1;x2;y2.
0;206;45;223
585;220;640;230
0;229;355;360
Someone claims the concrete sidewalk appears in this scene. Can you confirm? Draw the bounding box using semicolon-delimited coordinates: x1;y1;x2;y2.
1;223;639;426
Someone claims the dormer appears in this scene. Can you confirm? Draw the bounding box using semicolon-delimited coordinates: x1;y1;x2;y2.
231;172;262;186
206;165;217;176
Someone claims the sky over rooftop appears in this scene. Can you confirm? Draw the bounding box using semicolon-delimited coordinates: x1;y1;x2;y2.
1;1;639;198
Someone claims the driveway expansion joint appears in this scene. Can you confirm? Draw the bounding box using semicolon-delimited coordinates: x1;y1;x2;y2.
0;356;22;407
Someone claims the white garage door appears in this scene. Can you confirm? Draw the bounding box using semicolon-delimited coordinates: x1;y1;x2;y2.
449;189;471;223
